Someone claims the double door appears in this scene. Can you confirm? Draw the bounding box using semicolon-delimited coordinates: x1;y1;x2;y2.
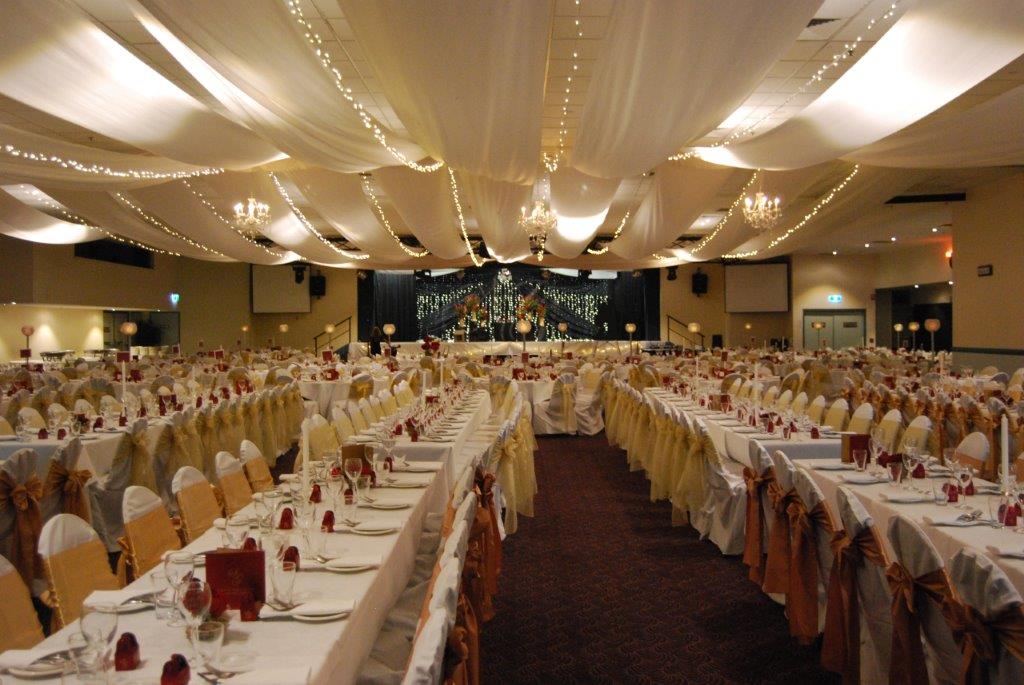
802;309;865;350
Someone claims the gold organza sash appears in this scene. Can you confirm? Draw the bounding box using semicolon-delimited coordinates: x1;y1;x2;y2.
0;565;44;650
886;564;954;685
43;538;119;628
220;471;252;516
43;460;92;522
176;482;221;543
0;472;43;585
785;498;835;643
120;506;181;580
243;459;275;493
762;481;797;594
741;467;772;584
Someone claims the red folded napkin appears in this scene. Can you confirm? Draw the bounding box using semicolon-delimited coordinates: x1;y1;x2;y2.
37;428;48;440
114;633;140;671
321;511;335;533
277;507;294;529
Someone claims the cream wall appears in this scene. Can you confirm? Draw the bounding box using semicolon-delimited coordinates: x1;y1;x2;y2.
952;171;1024;370
875;242;952;289
789;254;877;349
0;304;104;362
252;268;359;351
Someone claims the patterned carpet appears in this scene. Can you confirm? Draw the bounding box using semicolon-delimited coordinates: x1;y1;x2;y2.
481;434;838;685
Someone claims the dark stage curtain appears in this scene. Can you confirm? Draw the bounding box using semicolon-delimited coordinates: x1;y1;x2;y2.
370;271;418;341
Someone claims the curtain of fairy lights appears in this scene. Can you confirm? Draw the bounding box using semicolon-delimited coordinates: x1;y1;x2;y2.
415;264;620;341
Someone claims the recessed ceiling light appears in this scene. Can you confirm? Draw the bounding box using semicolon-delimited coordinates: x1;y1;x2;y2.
948;280;954;285
914;284;920;288
831;250;838;255
890;236;897;241
864;243;870;248
931;227;939;233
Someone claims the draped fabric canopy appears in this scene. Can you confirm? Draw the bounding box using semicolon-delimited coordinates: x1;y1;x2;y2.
0;0;1020;267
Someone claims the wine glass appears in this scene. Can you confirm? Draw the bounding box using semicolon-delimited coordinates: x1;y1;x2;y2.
163;551;195;627
225;514;249;548
80;603;118;652
179;579;212;665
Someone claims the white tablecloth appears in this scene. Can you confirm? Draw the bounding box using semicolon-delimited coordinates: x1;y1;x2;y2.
2;465;450;685
802;459;1024;594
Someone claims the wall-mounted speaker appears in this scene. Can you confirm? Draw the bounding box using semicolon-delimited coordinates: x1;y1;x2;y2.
691;269;708;295
309;275;326;297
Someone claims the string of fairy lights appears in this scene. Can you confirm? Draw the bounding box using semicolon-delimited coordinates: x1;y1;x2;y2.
113;191;227;257
267;172;369;260
447;168;486;267
723;164;861;259
689;170;760;255
0;141;222;181
27;187;181;256
283;0;444;174
669;1;901;162
361;174;430;258
180;179;281;257
415;270;609;340
543;0;585;174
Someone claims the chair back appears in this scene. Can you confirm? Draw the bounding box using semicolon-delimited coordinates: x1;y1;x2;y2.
239;440;274;493
358;398;377;428
349;405;369;432
885;515;961;684
878;409;904;452
954;431;990;473
401;610;448;685
0;448;43;586
172;466;221;542
791;391;809;416
216;452;252;515
17;407;45;430
806;395;828;424
897;414;932;453
0;553;44;650
847;402;874;434
121;486;180;578
823;398;849;431
38;514;119;628
947;550;1024;683
41;437;92;524
774;388;794;411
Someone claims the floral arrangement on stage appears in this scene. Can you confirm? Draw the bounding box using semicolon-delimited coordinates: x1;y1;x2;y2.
516;293;547;326
420;335;441;356
453;294;490;334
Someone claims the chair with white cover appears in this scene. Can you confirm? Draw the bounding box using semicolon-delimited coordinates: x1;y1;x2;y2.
877;409;904;453
16;406;45;430
172;466;221;543
762;450;800;600
369;396;386;421
0;417;13;435
401;610;448;685
359;397;378;428
216;452;252;516
847;402;874;435
349;405;370;433
381;390;399;416
331;404;357;442
945;549;1024;683
885;515;960;684
40;437;92;524
0;448;43;589
762;385;780;408
119;486;180;581
822;398;849;431
774;389;794;412
38;514;119;628
575;373;605;437
532;374;577;435
0;553;44;651
791;391;810;416
239;440;274;493
953;431;990;475
821;487;892;683
787;468;837;644
691;424;746;555
897;414;932;453
806;395;828;425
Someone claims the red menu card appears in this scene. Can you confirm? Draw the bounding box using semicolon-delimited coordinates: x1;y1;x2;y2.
205;549;265;620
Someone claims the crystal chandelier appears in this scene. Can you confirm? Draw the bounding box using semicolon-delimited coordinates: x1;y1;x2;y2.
742;189;781;232
233;196;270;237
519;199;556;261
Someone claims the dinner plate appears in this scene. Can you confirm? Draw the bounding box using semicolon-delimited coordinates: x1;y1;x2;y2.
348;526;398;536
385;481;428;489
292;611;350;623
394;464;437;473
208;650;257;674
8;663;65;679
362;501;410;510
324;563;377;573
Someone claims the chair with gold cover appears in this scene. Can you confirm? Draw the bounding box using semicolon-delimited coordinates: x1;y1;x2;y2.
172;466;221;543
38;513;120;629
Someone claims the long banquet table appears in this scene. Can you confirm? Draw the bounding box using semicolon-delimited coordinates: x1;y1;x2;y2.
3;463;450;685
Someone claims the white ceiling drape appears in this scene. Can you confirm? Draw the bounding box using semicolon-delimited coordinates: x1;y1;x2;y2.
845;84;1024;168
609;161;735;261
570;0;820;179
0;189;102;244
0;0;281;170
698;0;1024;170
547;166;621;259
127;183;294;265
133;0;424;173
287;169;412;264
373;166;467;261
45;187;219;258
339;0;551;184
0;125;217;191
456;173;532;263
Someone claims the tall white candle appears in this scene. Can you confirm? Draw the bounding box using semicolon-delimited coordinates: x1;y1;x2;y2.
121;360;127;402
1001;415;1010;490
301;420;311;497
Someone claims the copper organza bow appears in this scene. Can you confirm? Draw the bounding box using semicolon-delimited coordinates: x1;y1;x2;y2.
821;525;888;682
942;597;1024;685
43;460;92;522
785;498;835;644
762;480;798;594
0;472;43;584
742;467;774;584
886;563;955;685
474;470;502;597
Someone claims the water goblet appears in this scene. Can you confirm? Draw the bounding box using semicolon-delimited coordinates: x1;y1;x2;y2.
163;551;195;626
